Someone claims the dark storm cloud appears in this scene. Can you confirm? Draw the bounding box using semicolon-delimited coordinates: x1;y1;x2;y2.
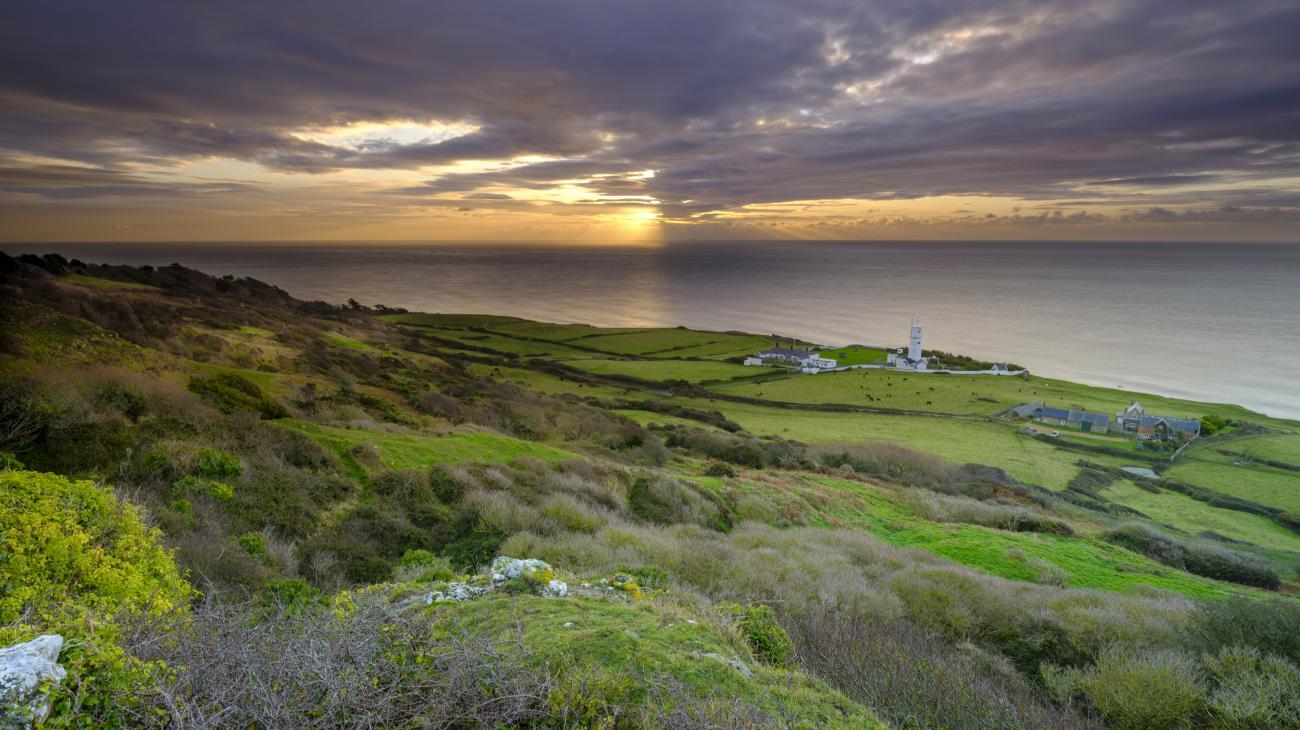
1;0;1298;217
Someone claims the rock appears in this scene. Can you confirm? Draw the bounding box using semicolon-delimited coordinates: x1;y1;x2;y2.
490;557;555;585
427;581;493;603
0;635;67;729
427;557;565;603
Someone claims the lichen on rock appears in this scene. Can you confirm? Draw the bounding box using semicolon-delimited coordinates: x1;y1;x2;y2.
428;557;568;603
0;635;66;730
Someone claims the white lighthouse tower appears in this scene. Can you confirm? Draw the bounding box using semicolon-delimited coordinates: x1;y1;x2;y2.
886;319;928;370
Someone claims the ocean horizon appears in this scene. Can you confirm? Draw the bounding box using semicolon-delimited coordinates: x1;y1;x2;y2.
9;240;1300;420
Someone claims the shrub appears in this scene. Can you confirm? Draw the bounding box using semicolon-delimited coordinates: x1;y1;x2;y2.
0;451;23;470
1187;597;1300;664
720;602;792;666
193;445;242;479
1043;646;1206;730
174;474;235;502
0;470;194;624
791;608;1096;730
628;476;726;530
1201;646;1300;728
187;372;287;419
125;597;557;727
1103;523;1279;589
540;493;608;533
237;532;274;566
0;470;193;728
398;549;455;582
703;462;736;477
812;442;956;488
258;579;325;615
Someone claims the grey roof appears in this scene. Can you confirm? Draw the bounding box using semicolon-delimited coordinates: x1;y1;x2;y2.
1037;406;1110;426
1011;401;1043;418
1139;415;1201;434
759;347;813;358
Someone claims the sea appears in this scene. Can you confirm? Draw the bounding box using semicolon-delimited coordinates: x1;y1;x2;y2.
9;241;1300;420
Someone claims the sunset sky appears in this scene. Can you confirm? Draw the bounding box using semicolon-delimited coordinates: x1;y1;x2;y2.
2;1;1299;242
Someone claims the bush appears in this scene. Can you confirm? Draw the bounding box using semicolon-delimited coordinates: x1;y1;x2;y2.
791;609;1096;729
1103;524;1280;590
193;445;242;479
628;476;728;530
703;462;736;478
174;474;235;502
0;451;23;470
237;532;274;566
0;470;193;728
0;470;194;624
720;602;792;666
1044;646;1206;730
258;579;325;615
398;549;455;582
187;372;287;419
1188;597;1300;664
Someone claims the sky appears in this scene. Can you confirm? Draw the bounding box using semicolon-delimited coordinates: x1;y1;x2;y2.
2;0;1299;243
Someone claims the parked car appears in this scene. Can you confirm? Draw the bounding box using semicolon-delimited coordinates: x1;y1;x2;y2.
1050;431;1061;437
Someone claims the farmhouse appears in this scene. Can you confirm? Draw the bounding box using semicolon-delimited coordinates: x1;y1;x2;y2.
1114;401;1200;440
1017;403;1113;433
751;343;838;370
1011;399;1201;441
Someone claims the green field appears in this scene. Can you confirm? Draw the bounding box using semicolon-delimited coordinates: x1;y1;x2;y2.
676;398;1131;489
62;273;159;290
376;312;525;329
1103;479;1300;554
823;346;888;366
276;420;578;476
406;325;597;357
712;368;1295;425
1166;443;1300;514
689;472;1262;599
560;357;759;383
572;328;770;357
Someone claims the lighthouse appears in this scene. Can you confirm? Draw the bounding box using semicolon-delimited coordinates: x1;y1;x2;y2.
908;320;923;362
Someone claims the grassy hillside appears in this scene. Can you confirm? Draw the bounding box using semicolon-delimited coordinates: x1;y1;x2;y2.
4;251;1299;729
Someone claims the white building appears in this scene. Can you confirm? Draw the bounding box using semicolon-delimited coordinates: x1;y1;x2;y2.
750;344;837;370
886;320;929;371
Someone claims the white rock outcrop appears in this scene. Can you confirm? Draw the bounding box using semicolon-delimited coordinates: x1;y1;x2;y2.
1;635;67;730
428;557;567;603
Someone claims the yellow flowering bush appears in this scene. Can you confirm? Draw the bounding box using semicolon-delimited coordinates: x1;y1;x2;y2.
0;470;194;726
0;470;194;624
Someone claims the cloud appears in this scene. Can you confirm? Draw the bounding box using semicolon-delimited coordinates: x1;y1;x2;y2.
0;0;1298;237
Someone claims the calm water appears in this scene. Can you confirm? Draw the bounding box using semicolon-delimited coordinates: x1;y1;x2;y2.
11;241;1300;419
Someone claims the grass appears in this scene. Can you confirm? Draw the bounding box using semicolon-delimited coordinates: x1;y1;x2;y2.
573;328;772;357
276;419;578;478
687;471;1265;600
430;593;883;727
823;346;887;366
1165;451;1300;514
376;312;526;329
407;326;596;358
1102;479;1300;555
325;331;376;352
560;358;759;383
711;369;1296;427
61;273;159;290
677;398;1130;489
